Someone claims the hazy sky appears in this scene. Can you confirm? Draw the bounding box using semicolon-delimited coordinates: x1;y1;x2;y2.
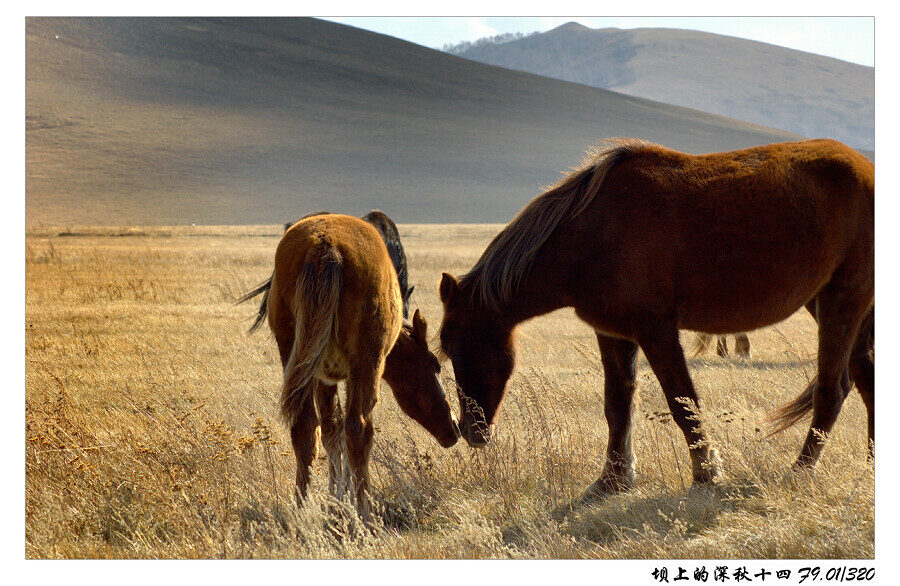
322;17;874;67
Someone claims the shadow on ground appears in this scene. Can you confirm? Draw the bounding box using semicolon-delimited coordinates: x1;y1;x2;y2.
503;476;771;553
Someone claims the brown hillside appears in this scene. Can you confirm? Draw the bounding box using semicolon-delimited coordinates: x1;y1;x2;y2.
27;17;804;225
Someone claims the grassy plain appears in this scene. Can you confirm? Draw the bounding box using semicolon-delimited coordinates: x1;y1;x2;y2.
24;225;873;558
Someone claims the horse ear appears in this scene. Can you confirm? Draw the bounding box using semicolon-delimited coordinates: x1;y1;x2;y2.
412;308;428;345
406;285;415;300
439;272;459;304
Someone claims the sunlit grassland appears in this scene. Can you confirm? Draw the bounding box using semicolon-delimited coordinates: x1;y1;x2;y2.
25;225;873;558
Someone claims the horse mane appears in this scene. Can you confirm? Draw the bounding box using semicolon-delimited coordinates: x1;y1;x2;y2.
461;138;651;312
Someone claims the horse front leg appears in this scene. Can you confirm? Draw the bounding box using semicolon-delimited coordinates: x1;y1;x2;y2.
637;320;722;485
584;334;639;499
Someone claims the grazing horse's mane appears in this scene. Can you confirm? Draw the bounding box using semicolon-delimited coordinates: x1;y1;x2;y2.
461;138;651;312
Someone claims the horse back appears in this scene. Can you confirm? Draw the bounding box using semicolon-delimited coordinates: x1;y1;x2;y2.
274;214;403;364
566;139;873;333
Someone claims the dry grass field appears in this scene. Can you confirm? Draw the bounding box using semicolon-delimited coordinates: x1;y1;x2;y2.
24;224;873;559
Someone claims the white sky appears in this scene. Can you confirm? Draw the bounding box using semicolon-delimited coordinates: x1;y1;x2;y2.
322;16;874;67
13;2;877;66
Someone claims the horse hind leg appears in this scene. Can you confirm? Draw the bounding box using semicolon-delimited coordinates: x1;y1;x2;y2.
343;361;381;523
734;334;751;358
850;309;874;459
799;296;870;459
289;390;320;503
314;380;344;495
716;336;729;357
276;314;320;503
691;333;713;357
852;355;874;459
795;286;871;468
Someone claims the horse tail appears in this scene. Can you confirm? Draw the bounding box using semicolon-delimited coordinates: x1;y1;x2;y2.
769;377;816;434
237;214;334;334
690;333;713;357
771;303;873;435
236;272;274;334
280;242;343;427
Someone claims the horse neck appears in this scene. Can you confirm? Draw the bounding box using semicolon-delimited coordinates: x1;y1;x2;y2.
486;255;571;330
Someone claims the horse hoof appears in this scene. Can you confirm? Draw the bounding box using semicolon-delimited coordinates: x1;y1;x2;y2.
692;449;723;485
582;473;635;501
780;464;817;489
692;471;722;486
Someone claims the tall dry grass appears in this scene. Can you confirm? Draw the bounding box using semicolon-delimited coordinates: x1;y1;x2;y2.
25;225;873;558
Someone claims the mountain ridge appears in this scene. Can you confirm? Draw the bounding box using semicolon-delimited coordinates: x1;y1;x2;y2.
449;24;873;150
28;17;812;225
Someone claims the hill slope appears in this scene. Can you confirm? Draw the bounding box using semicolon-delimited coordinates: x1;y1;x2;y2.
449;23;874;151
27;17;804;225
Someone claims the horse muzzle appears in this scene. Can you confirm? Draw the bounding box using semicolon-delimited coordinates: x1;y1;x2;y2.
459;414;491;448
437;416;462;448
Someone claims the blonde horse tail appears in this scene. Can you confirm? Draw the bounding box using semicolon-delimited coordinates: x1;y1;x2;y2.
690;333;713;357
769;377;816;435
280;243;343;427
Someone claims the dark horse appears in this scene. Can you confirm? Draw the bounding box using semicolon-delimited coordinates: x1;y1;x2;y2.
240;214;458;520
438;138;873;498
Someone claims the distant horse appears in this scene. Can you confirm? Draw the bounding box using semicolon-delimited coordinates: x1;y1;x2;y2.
240;214;459;520
438;138;873;498
692;333;751;358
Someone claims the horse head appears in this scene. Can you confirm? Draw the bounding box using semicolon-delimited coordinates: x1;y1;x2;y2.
384;309;460;448
438;272;516;447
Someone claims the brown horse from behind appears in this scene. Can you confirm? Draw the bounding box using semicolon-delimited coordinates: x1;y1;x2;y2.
241;214;459;520
438;138;873;498
280;210;415;318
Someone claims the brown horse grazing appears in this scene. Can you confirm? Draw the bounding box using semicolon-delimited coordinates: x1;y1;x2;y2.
438;138;873;498
241;213;459;520
692;333;751;358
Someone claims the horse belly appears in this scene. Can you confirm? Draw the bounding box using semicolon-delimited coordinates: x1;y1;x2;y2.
672;203;848;332
679;292;809;334
676;260;829;333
